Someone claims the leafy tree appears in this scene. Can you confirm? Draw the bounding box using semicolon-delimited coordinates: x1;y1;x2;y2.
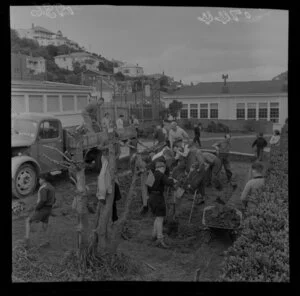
114;71;125;81
46;44;58;58
159;75;169;87
168;100;183;120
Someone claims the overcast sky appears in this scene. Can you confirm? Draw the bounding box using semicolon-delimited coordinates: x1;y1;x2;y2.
10;6;288;84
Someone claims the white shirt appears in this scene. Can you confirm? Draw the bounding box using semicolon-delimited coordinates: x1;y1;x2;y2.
269;135;280;146
169;127;189;148
116;118;124;129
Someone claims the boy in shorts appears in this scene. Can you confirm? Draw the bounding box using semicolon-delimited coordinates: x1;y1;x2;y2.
25;174;56;246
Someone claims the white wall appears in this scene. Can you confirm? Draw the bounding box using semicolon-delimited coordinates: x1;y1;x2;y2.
161;95;288;124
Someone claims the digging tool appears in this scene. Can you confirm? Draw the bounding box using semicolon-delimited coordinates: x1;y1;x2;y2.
188;189;198;224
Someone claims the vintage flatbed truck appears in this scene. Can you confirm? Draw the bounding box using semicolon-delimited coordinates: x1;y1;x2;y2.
11;113;137;198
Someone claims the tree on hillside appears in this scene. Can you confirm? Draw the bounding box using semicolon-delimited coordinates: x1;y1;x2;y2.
168;100;183;120
46;44;58;58
114;71;125;81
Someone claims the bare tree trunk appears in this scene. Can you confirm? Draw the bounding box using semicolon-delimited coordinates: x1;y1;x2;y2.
96;142;116;254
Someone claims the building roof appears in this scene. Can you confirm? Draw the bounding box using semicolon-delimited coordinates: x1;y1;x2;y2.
32;26;55;35
165;80;287;96
11;79;93;91
120;63;143;68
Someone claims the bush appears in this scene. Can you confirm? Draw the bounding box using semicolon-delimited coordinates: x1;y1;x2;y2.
220;133;289;282
243;120;258;132
183;120;193;130
206;121;229;133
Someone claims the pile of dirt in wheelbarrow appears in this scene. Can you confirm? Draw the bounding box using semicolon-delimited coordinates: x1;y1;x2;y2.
203;204;241;229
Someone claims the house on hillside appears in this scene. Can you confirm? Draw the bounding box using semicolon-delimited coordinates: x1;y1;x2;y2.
54;52;104;71
113;63;144;77
11;53;46;80
16;24;81;49
81;70;114;102
161;80;288;129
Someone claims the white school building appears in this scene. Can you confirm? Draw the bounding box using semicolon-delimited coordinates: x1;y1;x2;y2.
161;80;288;130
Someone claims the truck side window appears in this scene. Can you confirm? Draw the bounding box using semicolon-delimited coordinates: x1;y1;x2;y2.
39;120;59;139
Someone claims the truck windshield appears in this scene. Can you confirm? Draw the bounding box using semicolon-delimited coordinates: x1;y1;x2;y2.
13;119;37;138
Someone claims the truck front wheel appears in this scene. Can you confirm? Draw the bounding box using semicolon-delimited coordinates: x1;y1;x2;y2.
12;164;37;198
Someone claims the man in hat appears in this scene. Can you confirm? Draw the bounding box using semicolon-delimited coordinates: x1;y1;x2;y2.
168;121;189;149
25;174;56;246
81;97;104;133
147;160;177;248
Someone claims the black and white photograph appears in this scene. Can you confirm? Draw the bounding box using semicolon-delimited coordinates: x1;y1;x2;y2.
11;5;288;282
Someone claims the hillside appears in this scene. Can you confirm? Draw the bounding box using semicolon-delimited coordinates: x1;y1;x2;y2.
11;28;115;85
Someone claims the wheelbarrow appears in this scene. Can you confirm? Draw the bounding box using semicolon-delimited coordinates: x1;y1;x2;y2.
202;205;243;243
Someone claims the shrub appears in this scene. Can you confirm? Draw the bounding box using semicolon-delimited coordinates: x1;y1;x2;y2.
243;120;257;132
220;133;289;282
206;121;229;133
183;120;193;130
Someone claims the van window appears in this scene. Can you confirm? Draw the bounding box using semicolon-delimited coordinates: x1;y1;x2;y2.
39;120;59;139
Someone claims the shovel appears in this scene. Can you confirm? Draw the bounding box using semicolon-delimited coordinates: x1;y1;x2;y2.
188;189;198;224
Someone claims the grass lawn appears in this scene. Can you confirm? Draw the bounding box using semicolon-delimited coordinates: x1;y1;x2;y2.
200;136;272;154
186;130;257;139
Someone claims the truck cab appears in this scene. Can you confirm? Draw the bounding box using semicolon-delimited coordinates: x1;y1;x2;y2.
12;113;65;198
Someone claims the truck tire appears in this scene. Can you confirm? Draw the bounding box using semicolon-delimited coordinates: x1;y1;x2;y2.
12;163;37;199
95;151;102;174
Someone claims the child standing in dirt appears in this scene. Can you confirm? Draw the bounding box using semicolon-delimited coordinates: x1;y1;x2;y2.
147;161;177;248
212;134;235;187
25;174;56;246
252;132;268;161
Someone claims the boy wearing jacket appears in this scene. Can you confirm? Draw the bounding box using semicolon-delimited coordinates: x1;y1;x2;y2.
252;132;268;161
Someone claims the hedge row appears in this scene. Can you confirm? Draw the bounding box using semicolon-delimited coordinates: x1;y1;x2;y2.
220;130;289;282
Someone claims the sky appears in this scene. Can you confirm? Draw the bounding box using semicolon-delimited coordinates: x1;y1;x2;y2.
10;6;288;84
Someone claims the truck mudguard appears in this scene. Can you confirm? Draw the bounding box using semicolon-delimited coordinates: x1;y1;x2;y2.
11;155;41;179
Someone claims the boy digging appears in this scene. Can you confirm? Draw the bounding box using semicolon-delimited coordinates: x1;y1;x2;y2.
25;174;56;246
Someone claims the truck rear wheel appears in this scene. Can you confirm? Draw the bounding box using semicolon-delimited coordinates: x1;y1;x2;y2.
12;164;37;199
95;151;102;174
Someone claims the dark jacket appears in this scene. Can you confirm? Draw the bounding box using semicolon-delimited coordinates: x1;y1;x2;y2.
194;126;200;137
148;170;174;195
147;155;170;176
252;137;268;149
36;183;56;211
154;129;166;143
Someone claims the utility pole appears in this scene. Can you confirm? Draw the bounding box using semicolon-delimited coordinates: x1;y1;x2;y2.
141;78;144;123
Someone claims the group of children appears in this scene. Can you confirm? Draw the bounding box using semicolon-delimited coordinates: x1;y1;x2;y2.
24;119;282;249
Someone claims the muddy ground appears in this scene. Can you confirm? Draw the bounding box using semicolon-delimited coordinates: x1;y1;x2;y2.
12;161;252;282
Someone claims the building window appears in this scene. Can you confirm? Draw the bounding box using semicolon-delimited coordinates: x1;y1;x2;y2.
210;103;218;119
47;96;60;113
62;95;74;111
77;96;88;111
38;120;59;139
28;95;44;113
270;102;279;123
190;104;198;118
200;104;208;119
12;95;26;113
180;104;188;119
236;103;245;119
258;102;268;120
247;103;256;119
